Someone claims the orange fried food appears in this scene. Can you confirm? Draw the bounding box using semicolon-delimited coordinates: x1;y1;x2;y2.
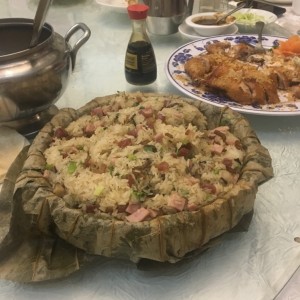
185;54;280;105
184;53;232;84
205;61;280;105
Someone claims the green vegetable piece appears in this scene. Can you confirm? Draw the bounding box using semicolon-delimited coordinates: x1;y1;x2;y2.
143;145;157;153
127;153;137;161
94;185;104;196
67;161;77;174
108;165;115;175
45;163;55;171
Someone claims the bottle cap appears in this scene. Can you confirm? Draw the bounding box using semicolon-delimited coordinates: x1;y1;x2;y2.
127;4;149;20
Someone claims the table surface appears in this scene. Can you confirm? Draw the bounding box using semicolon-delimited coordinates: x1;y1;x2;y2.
0;1;300;299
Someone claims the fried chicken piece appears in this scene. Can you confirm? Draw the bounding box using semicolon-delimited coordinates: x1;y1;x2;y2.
184;53;232;84
205;41;231;55
184;50;281;105
227;43;257;60
184;56;211;84
205;61;280;105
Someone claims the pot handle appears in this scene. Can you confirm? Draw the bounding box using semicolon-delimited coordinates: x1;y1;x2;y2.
65;23;91;70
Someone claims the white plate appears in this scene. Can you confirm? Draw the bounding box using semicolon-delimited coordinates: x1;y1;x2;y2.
264;0;292;3
165;35;300;116
179;22;239;40
96;0;128;13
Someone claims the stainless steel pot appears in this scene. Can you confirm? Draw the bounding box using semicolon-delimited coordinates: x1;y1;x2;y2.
0;18;91;123
143;0;194;35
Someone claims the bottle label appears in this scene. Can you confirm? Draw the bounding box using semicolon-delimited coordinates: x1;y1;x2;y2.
125;52;138;70
125;41;156;73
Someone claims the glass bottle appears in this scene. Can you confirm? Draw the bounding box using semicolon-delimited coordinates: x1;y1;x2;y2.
125;4;157;85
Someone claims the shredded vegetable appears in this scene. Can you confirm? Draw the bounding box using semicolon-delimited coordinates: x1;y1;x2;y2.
234;12;265;25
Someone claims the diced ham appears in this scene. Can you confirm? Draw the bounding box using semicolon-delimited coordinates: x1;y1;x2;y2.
127;128;138;138
126;207;150;222
54;127;69;139
185;175;199;185
127;124;144;138
148;208;159;218
117;138;132;148
125;202;141;214
146;117;155;129
91;107;104;117
155;161;169;172
211;143;224;154
201;182;217;194
139;107;153;118
84;123;96;137
177;143;193;159
157;113;166;122
187;203;199;211
222;158;233;167
102;105;111;115
167;193;186;211
154;133;164;143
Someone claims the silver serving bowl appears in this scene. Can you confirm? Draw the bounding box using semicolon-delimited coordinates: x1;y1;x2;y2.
0;18;91;124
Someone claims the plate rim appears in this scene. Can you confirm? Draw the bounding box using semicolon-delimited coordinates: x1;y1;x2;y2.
264;0;292;3
164;34;300;116
178;23;239;40
96;0;127;12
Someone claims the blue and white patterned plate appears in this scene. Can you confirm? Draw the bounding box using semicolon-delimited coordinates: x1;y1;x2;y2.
165;35;300;116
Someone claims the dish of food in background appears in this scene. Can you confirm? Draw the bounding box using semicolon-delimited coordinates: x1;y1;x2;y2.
165;35;300;116
185;12;236;36
233;8;277;32
96;0;137;13
179;22;239;40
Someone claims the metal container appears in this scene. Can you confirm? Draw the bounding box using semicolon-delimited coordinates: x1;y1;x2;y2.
143;0;193;35
0;18;90;123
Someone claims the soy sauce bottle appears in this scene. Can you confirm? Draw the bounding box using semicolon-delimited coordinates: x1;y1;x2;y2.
125;4;157;85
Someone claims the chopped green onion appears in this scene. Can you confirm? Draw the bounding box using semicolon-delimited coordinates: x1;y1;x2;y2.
127;153;137;161
67;161;77;174
94;185;104;196
108;165;114;175
180;189;189;197
143;145;157;153
45;163;55;171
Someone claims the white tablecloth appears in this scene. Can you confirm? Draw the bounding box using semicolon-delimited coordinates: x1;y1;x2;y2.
0;1;300;299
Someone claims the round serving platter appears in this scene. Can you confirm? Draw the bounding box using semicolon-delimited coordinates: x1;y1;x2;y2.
165;34;300;116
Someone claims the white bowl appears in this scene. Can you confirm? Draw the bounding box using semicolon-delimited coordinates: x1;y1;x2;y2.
233;8;277;33
185;12;236;37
